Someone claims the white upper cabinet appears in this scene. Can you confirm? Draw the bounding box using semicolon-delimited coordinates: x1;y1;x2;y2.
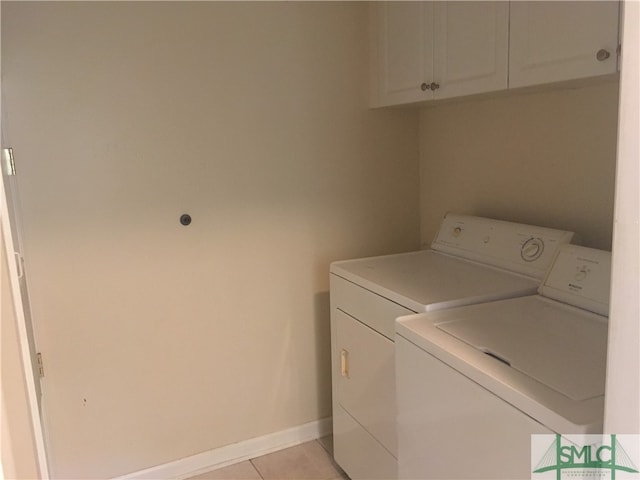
372;2;508;106
433;2;509;100
372;1;620;107
509;1;620;88
374;2;435;106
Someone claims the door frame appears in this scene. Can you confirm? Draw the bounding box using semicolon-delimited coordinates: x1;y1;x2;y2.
1;170;50;478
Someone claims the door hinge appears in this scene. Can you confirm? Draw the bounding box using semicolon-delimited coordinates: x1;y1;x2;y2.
2;147;16;176
36;352;45;377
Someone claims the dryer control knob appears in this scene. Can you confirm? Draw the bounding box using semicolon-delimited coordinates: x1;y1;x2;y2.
521;237;544;262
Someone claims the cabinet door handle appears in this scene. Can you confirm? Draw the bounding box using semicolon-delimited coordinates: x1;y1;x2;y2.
340;349;349;378
596;49;611;61
421;82;429;92
430;82;440;90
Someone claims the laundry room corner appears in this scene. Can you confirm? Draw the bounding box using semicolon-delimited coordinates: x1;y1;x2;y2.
0;2;420;478
4;1;638;479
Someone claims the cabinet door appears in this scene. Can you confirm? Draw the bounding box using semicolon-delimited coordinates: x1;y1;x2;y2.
433;2;509;99
375;1;434;106
509;1;619;88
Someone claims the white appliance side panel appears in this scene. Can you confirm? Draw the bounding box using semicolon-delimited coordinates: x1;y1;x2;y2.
396;336;552;480
333;405;397;480
335;309;397;457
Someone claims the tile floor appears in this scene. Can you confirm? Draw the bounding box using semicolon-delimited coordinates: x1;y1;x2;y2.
186;436;349;480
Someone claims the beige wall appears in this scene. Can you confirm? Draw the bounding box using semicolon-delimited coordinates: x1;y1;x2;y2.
1;2;419;478
419;81;619;249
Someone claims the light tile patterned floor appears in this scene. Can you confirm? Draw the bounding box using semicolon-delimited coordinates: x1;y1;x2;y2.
186;437;349;480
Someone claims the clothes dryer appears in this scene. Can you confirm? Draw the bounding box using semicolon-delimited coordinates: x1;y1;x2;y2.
395;244;610;479
330;214;575;479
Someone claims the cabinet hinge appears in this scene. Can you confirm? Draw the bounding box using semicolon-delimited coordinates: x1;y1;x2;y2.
36;352;45;377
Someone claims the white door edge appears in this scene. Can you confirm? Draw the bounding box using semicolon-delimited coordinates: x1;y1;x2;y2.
0;176;50;479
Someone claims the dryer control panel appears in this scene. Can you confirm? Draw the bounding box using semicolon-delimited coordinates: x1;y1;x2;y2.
539;244;611;316
431;214;575;280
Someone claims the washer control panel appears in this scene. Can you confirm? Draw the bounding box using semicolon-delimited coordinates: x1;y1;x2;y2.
431;214;575;279
540;244;611;316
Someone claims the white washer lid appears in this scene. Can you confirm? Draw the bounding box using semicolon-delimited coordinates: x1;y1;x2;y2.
437;297;608;401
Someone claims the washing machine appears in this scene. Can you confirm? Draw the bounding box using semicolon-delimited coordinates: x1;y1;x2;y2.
395;244;611;479
329;213;575;480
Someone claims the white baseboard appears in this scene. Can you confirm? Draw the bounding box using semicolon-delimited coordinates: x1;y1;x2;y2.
115;417;332;480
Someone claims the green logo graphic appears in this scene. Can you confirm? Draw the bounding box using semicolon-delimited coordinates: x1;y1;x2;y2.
533;434;639;479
